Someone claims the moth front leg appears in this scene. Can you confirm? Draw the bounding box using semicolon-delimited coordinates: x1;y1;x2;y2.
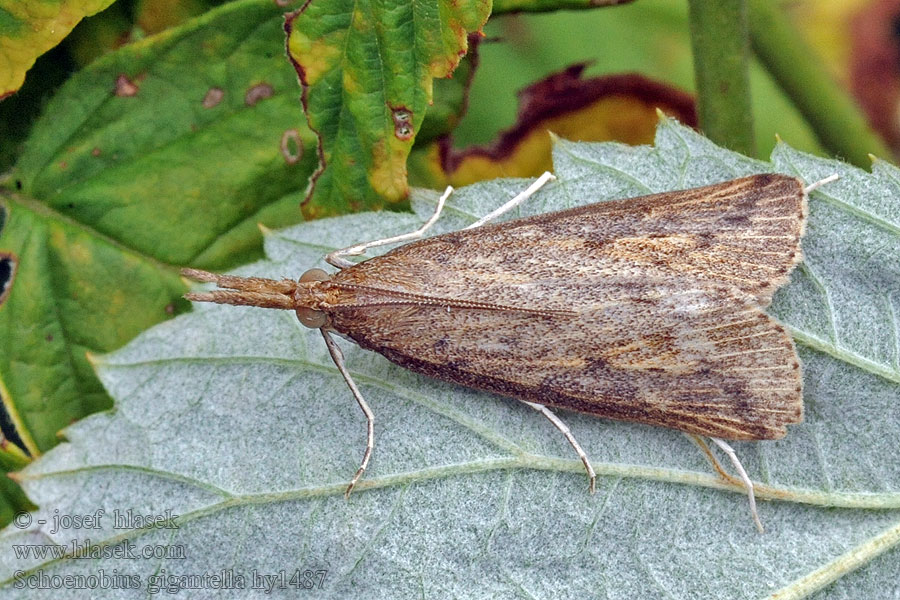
321;329;375;498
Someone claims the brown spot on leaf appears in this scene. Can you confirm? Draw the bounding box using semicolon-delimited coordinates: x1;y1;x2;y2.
0;253;17;306
203;87;225;108
115;74;139;97
91;147;101;157
165;303;175;315
280;129;304;164
274;0;291;5
245;83;274;106
391;107;414;141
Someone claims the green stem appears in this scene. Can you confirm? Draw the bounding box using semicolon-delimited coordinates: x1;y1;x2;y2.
748;0;892;165
687;0;756;156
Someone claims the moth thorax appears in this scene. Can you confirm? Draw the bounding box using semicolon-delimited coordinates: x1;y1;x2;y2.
295;268;330;329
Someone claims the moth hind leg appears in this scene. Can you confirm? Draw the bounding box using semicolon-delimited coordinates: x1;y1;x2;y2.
523;401;597;494
709;437;764;533
804;174;839;194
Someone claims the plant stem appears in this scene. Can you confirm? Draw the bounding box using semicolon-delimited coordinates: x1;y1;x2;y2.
747;0;892;165
687;0;756;156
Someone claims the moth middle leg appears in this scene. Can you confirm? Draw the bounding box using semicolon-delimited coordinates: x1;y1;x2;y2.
522;400;597;494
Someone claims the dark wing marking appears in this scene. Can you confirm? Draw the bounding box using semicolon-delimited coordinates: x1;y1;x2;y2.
327;284;803;440
332;174;806;310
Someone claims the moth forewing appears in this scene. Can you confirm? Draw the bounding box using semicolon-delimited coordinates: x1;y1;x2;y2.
184;172;821;532
328;174;808;311
321;174;806;435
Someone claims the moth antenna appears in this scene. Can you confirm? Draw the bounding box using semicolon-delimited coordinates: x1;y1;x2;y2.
466;171;556;230
711;438;764;533
803;174;839;194
321;330;375;498
325;184;455;269
523;401;596;494
324;170;556;270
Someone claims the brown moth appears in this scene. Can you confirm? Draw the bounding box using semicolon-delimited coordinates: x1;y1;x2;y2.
184;172;834;532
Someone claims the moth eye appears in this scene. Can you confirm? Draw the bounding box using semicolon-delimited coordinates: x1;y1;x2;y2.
297;269;330;328
299;268;330;283
296;307;328;329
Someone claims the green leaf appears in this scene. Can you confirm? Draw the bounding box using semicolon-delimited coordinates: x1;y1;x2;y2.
4;119;900;597
285;0;491;217
0;0;116;97
0;0;316;458
414;34;480;146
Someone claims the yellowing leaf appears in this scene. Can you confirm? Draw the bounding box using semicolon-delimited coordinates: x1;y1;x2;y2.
285;0;492;218
0;0;117;97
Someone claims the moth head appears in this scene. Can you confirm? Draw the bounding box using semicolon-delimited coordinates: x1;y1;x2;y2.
295;268;331;329
182;268;329;326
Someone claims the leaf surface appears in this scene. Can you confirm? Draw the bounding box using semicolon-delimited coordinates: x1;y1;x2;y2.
3;119;900;598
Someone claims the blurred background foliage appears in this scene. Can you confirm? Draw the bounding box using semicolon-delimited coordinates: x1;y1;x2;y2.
4;0;900;171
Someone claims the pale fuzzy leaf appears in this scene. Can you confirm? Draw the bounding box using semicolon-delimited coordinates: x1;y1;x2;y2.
2;119;899;598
